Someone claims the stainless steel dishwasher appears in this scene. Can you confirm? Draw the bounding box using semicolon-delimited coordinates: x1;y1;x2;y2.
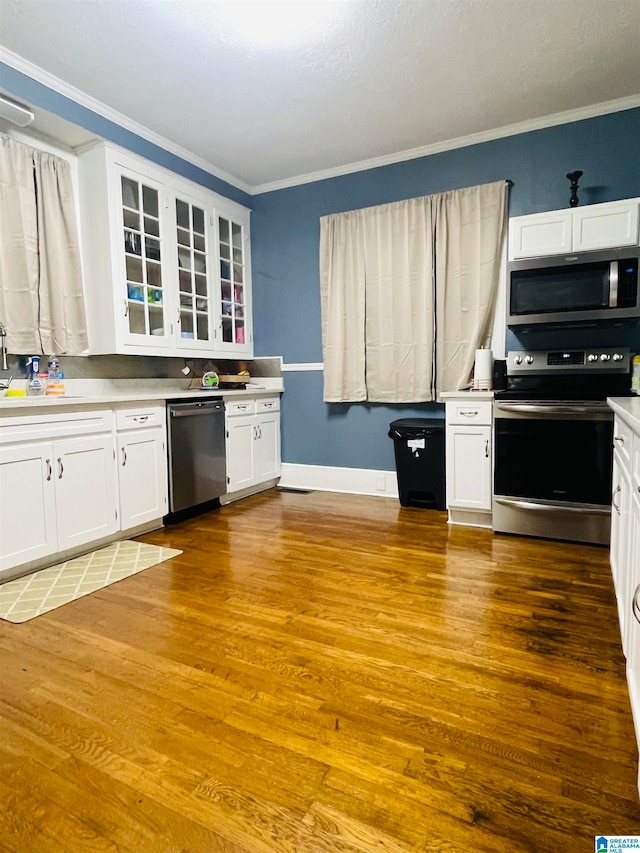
166;399;226;514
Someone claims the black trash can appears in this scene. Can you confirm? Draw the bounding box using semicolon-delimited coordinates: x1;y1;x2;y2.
388;418;446;510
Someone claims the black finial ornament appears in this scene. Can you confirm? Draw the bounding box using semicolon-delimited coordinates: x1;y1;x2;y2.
566;170;583;207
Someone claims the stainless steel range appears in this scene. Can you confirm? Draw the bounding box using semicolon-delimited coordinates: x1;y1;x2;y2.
493;347;632;545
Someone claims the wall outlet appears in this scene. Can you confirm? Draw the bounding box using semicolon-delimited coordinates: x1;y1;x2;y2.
376;474;387;492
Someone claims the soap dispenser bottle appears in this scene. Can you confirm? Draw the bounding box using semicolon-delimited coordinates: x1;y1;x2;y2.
26;355;45;396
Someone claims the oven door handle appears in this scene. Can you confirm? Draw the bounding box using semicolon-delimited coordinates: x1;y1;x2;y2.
494;497;611;516
495;403;608;415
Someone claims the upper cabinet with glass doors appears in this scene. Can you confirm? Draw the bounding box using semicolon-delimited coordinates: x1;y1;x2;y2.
78;142;253;358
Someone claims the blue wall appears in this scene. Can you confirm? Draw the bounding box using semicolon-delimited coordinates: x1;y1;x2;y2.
250;108;640;470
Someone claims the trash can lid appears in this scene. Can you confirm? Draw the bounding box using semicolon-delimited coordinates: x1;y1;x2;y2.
389;418;444;429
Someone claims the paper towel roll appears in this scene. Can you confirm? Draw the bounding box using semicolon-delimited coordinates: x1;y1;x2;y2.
473;349;494;390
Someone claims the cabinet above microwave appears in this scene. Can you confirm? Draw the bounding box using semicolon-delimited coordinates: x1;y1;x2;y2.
508;198;639;261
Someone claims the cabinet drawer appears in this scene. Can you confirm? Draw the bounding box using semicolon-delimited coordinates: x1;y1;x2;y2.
226;399;256;417
446;401;492;426
115;404;165;431
614;415;634;469
0;408;114;445
256;397;280;414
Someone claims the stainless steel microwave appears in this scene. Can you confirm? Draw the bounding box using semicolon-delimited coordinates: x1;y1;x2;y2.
507;247;640;327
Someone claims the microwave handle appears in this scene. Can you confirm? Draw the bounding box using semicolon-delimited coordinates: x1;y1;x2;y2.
609;260;619;307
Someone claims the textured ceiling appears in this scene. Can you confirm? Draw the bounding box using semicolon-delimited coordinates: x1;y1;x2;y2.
1;0;639;191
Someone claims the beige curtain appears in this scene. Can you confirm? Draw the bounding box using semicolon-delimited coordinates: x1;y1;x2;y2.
434;180;507;397
319;180;507;403
0;134;88;355
362;198;434;401
0;135;40;352
320;197;434;403
320;210;367;401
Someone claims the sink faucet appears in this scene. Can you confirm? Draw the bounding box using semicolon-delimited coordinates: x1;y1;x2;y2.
0;323;7;371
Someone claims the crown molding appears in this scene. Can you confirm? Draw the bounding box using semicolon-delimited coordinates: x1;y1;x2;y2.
0;47;252;195
251;94;640;195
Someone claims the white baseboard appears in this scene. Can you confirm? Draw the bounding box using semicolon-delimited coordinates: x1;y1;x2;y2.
279;463;399;499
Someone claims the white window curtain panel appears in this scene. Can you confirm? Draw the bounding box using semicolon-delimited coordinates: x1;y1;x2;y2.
319;180;507;403
0;134;88;355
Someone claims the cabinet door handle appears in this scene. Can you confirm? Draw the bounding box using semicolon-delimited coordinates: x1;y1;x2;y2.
124;299;129;317
46;458;52;481
460;410;479;417
484;440;489;458
57;457;63;479
121;447;127;467
633;585;640;626
133;415;149;423
614;435;625;444
612;483;621;513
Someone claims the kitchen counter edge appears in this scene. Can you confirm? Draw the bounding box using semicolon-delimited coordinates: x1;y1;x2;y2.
607;396;640;433
0;385;283;412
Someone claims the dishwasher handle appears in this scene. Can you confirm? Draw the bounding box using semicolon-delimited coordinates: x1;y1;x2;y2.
169;401;224;417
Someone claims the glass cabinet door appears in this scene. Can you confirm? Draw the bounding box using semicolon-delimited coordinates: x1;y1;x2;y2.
218;215;247;348
175;197;212;346
120;174;166;342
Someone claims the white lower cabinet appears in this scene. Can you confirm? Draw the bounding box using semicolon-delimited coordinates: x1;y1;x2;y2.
444;397;493;528
0;441;59;571
609;406;640;797
225;396;281;496
0;402;169;580
0;411;118;578
115;404;168;529
53;433;118;551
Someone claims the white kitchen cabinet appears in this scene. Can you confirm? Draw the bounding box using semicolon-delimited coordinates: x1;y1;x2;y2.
115;404;168;529
224;396;281;497
445;397;492;528
0;441;58;571
254;398;281;482
53;433;118;551
0;409;118;579
608;402;640;797
78;141;253;359
573;200;639;252
508;209;573;259
509;197;639;259
625;459;640;799
611;450;632;654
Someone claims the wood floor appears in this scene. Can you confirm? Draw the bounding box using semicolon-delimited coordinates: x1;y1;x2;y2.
1;489;639;852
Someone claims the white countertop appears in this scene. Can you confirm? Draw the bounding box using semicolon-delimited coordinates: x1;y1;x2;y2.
608;396;640;433
440;390;495;400
0;378;284;412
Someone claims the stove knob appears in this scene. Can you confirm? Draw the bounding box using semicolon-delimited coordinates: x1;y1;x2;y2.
612;352;624;362
514;355;523;365
524;355;534;365
600;353;611;362
587;353;598;362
